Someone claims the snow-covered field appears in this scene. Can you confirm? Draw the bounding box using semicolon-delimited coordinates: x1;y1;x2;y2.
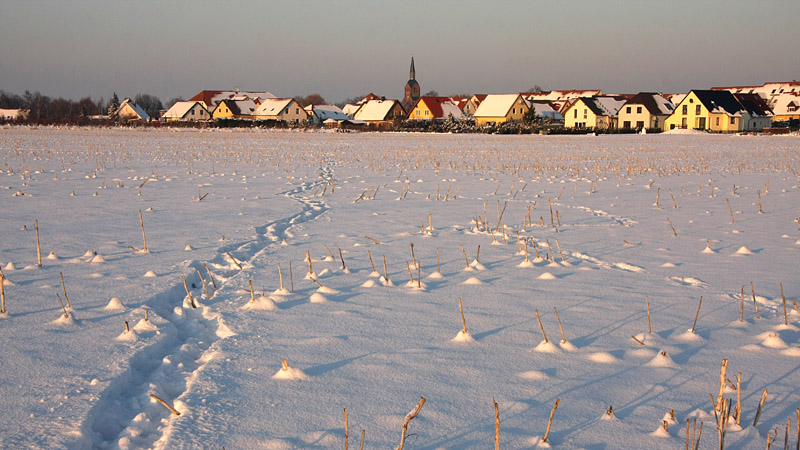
1;127;799;449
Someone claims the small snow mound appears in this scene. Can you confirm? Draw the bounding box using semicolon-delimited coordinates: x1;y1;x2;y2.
559;340;577;351
451;330;475;343
46;251;58;260
676;330;703;342
462;277;483;285
143;270;157;278
405;281;427;290
646;351;677;368
518;370;548;380
4;262;16;271
735;246;754;255
184;245;194;251
104;297;124;310
272;365;308;380
614;262;644;272
317;268;331;277
50;313;75;325
526;436;551;448
588;352;618;363
309;293;327;303
316;285;339;294
368;270;381;278
469;260;486;270
781;347;800;357
115;330;137;341
546;261;561;268
82;250;94;258
702;246;716;254
660;262;677;267
272;288;291;296
538;272;556;280
133;318;157;332
2;277;15;287
90;254;106;263
761;333;788;348
361;279;378;288
649;426;671;437
427;271;443;279
518;260;535;268
380;277;394;287
243;296;278;310
534;340;559;353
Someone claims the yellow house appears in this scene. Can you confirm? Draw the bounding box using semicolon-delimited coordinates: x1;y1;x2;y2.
562;96;627;129
212;99;258;119
473;94;529;126
253;98;308;124
408;96;465;121
664;90;745;132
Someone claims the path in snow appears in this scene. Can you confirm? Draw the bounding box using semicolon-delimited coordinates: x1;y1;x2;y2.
78;169;332;449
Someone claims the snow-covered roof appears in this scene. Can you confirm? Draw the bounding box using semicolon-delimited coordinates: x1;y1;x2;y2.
342;104;361;116
411;97;465;120
622;93;674;116
0;109;26;120
189;90;276;107
473;94;522;117
770;92;800;115
309;105;351;121
529;101;564;120
254;98;295;116
354;99;401;121
162;101;208;119
215;99;258;116
117;99;149;121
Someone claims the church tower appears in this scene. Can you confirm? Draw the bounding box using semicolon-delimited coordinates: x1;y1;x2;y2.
402;57;420;113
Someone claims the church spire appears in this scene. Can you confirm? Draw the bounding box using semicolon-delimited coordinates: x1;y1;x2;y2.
410;57;416;81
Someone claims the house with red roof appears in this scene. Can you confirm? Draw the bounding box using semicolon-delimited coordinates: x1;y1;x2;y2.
407;97;465;121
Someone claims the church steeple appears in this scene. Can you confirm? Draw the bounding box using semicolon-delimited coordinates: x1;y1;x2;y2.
410;57;416;81
402;56;420;113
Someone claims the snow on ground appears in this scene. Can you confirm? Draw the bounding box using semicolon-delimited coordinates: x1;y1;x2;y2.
1;128;799;449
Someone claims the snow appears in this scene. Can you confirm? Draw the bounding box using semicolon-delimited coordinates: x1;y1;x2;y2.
473;94;521;117
1;128;799;449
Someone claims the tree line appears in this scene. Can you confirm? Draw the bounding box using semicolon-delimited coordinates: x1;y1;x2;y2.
0;90;182;125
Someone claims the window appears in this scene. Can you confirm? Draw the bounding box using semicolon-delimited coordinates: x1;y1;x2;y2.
626;107;631;114
623;121;631;128
682;105;688;115
574;109;577;119
716;117;720;126
695;105;701;115
730;117;735;124
191;110;194;115
583;109;587;119
636;121;644;129
636;106;642;114
296;108;299;114
681;117;687;128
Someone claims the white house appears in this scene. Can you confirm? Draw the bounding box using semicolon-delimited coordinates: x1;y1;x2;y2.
115;98;150;122
617;93;674;130
253;98;308;123
305;104;351;125
162;101;211;122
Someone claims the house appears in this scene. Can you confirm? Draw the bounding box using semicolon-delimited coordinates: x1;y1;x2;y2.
770;92;800;122
212;99;258;120
353;99;406;128
473;94;529;126
462;94;487;117
407;97;465;121
342;93;380;116
0;109;28;122
189;90;275;109
253;98;308;123
562;96;627;129
664;90;746;132
115;98;150;123
527;100;564;124
305;104;352;125
161;101;211;122
713;81;800;109
734;93;773;131
617;93;674;131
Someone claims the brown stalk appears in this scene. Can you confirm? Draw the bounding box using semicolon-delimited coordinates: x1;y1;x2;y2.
150;393;181;415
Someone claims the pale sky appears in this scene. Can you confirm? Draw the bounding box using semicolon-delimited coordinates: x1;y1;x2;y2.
2;0;798;103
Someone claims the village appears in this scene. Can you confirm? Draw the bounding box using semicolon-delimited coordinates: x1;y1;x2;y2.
2;59;799;133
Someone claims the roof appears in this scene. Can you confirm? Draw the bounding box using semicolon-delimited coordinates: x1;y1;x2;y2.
309;104;351;121
770;92;800;115
622;93;674;116
354;99;402;121
216;99;258;116
412;97;465;120
529;100;564;120
571;96;627;118
254;98;297;116
189;90;276;107
473;94;523;117
734;93;773;117
690;90;746;116
162;101;208;119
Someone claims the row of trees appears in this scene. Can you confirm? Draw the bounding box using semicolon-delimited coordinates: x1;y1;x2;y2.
0;90;183;125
